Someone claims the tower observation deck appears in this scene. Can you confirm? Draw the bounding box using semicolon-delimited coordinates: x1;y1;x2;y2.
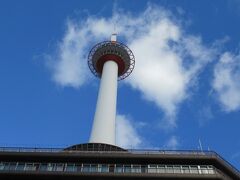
88;34;135;145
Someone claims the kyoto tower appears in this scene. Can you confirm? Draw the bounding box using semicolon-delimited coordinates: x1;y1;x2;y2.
88;34;135;145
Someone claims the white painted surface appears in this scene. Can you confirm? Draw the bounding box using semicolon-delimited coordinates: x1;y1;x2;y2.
111;34;117;42
89;60;118;145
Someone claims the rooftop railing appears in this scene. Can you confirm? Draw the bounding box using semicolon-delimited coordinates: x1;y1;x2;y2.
0;146;239;175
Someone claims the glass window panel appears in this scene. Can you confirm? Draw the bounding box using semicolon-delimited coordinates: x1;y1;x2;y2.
141;165;147;173
132;165;141;173
173;166;181;173
0;162;4;170
39;163;48;171
148;165;157;173
90;164;97;172
208;166;215;174
200;166;208;174
115;165;123;173
100;164;109;172
166;165;174;173
25;163;35;171
9;163;16;171
3;163;9;171
124;165;131;173
65;164;76;172
47;163;53;171
82;164;90;172
157;166;165;173
190;166;198;174
75;164;82;172
109;164;114;172
55;164;64;172
182;166;190;174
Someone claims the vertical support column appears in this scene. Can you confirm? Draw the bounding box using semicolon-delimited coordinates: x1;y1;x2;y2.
89;60;118;145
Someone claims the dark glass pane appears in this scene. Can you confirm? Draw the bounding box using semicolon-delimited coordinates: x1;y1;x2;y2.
82;164;90;172
9;163;16;170
100;165;109;172
39;164;48;171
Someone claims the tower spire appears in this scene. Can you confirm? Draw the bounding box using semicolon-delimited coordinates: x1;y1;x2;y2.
111;33;117;42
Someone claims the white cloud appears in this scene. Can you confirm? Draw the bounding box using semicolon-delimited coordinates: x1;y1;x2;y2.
213;52;240;111
164;136;179;150
198;106;213;127
46;5;215;127
116;114;142;149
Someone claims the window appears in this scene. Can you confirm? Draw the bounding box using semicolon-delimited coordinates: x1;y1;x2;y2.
141;165;147;173
132;165;141;173
182;166;190;174
123;165;131;173
166;165;174;173
208;166;215;174
200;166;208;174
75;164;82;172
0;162;4;170
39;163;48;171
115;164;123;173
173;166;181;173
54;163;64;172
148;165;157;173
65;164;76;172
9;162;16;171
25;163;36;171
82;164;90;172
3;162;9;171
190;166;198;174
157;165;165;173
47;163;53;171
99;164;109;173
109;164;114;172
90;164;97;172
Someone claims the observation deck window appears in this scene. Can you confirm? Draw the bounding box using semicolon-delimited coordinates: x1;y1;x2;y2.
182;166;190;173
16;163;25;171
115;164;123;173
190;166;198;174
166;165;174;173
65;164;76;172
9;162;16;171
173;165;181;173
132;165;141;173
82;164;90;172
54;163;64;172
99;164;109;172
148;165;157;173
39;163;47;171
0;162;4;170
124;165;131;173
90;164;98;172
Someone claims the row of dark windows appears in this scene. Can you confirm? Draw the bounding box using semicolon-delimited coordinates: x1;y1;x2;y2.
0;162;215;175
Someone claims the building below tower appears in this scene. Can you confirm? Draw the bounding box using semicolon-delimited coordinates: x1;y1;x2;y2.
0;143;239;179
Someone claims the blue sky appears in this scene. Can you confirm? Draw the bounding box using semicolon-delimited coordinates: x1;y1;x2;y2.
0;0;240;169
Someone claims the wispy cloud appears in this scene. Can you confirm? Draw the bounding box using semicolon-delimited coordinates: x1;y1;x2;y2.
213;52;240;112
116;114;143;149
164;136;179;150
46;4;215;128
198;106;214;127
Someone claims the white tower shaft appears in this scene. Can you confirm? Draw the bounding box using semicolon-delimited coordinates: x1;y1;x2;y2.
89;60;118;145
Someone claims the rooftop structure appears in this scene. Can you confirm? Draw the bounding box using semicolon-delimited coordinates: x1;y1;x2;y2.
0;145;239;179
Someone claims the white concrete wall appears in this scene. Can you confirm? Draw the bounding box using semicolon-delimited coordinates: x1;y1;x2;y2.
89;60;118;145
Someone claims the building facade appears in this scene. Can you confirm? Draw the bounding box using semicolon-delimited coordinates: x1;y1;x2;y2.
0;143;239;180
